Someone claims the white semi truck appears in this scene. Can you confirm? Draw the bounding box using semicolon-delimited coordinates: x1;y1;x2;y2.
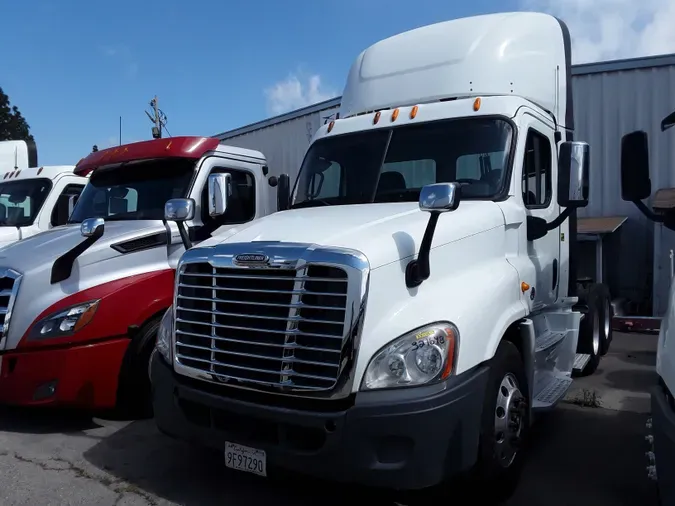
620;111;675;506
0;165;88;247
0;136;284;417
0;140;88;246
151;11;610;498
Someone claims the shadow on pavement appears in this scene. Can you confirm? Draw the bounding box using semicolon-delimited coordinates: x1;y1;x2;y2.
506;404;658;506
0;406;102;434
81;403;659;506
83;419;399;506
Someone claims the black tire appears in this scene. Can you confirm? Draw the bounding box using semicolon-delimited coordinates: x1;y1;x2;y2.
598;284;613;356
471;340;530;502
116;314;163;419
575;283;604;377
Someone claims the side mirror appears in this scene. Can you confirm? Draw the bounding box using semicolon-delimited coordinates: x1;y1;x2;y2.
419;182;460;212
557;141;589;208
662;111;675;132
207;173;231;217
81;217;104;238
406;182;461;289
620;131;651;201
164;198;196;222
67;195;79;217
277;173;290;211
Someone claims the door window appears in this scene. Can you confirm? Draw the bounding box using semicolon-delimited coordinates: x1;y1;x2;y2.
51;184;86;226
522;129;552;208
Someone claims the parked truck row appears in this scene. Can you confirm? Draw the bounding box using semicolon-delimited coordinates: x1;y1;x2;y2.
0;9;665;502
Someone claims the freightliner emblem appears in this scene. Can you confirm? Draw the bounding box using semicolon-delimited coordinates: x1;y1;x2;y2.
233;253;270;266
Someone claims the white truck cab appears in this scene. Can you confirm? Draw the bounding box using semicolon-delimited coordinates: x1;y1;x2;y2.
0;136;285;416
620;112;675;506
152;12;610;499
0;165;87;247
0;140;86;247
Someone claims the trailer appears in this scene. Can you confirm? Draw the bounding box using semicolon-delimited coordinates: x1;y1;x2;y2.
215;53;675;318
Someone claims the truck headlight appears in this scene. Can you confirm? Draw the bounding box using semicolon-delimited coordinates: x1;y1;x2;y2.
29;300;100;340
361;322;458;391
156;306;173;362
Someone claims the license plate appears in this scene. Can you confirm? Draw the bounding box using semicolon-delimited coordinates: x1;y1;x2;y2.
224;442;267;477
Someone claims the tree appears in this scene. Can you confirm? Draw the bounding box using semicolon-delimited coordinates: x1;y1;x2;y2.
0;87;34;142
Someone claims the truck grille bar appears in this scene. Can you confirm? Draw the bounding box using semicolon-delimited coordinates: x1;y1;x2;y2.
0;268;22;350
174;263;350;391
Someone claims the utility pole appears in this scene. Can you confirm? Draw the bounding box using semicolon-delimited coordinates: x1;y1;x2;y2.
145;96;168;139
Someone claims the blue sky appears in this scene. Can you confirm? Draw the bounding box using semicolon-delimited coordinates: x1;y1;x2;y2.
1;0;671;165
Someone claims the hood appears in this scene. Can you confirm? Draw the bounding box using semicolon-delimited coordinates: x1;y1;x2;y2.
200;202;505;269
0;227;20;249
0;220;167;274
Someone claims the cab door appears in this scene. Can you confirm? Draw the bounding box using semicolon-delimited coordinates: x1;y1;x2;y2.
518;112;561;310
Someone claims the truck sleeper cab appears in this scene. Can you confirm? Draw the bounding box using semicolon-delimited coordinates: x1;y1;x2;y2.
0;136;285;415
151;12;609;499
0;165;87;248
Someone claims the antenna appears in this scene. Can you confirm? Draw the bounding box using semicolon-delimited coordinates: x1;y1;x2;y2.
13;146;18;170
145;96;169;139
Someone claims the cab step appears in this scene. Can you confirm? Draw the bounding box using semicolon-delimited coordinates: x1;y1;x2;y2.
535;330;566;352
573;353;591;372
533;374;573;410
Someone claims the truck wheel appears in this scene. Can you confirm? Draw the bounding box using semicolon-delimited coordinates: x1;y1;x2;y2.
473;340;529;502
598;284;613;356
575;284;604;376
116;314;162;419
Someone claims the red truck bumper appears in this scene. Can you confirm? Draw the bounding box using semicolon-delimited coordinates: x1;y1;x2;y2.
0;338;130;409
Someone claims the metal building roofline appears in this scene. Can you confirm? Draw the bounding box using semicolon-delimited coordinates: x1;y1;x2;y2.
215;97;341;140
572;52;675;75
215;52;675;140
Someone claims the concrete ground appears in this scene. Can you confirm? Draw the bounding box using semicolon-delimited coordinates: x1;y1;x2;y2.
0;332;659;506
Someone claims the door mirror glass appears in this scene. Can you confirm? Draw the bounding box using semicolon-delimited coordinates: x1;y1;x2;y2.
277;173;290;211
80;217;104;238
557;141;589;208
662;111;675;132
620;130;651;201
419;182;460;212
207;173;231;217
164;198;195;222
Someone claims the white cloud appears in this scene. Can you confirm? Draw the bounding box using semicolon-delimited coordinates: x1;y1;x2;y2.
264;73;336;115
521;0;675;63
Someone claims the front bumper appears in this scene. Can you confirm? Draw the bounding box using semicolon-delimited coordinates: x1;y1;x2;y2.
0;338;130;408
152;354;489;490
651;382;675;505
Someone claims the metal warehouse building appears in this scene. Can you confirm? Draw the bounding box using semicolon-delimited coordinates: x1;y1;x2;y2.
215;53;675;317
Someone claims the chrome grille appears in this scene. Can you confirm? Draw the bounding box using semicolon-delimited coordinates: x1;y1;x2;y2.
0;268;21;350
174;262;350;391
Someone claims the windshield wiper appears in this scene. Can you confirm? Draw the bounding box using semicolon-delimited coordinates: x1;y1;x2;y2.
290;199;332;209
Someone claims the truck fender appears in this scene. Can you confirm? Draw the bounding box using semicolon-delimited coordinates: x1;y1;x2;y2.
355;256;528;381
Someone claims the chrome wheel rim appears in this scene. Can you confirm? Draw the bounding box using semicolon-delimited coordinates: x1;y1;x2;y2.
494;373;526;468
592;309;601;355
603;298;611;343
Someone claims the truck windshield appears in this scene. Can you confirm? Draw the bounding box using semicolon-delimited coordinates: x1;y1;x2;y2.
291;117;513;208
68;158;195;223
0;178;52;227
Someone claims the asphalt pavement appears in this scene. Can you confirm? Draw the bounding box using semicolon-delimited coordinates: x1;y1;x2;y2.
0;332;660;505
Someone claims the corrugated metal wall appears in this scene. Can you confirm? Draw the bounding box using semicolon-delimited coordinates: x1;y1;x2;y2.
219;103;339;211
573;63;675;314
218;56;675;313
